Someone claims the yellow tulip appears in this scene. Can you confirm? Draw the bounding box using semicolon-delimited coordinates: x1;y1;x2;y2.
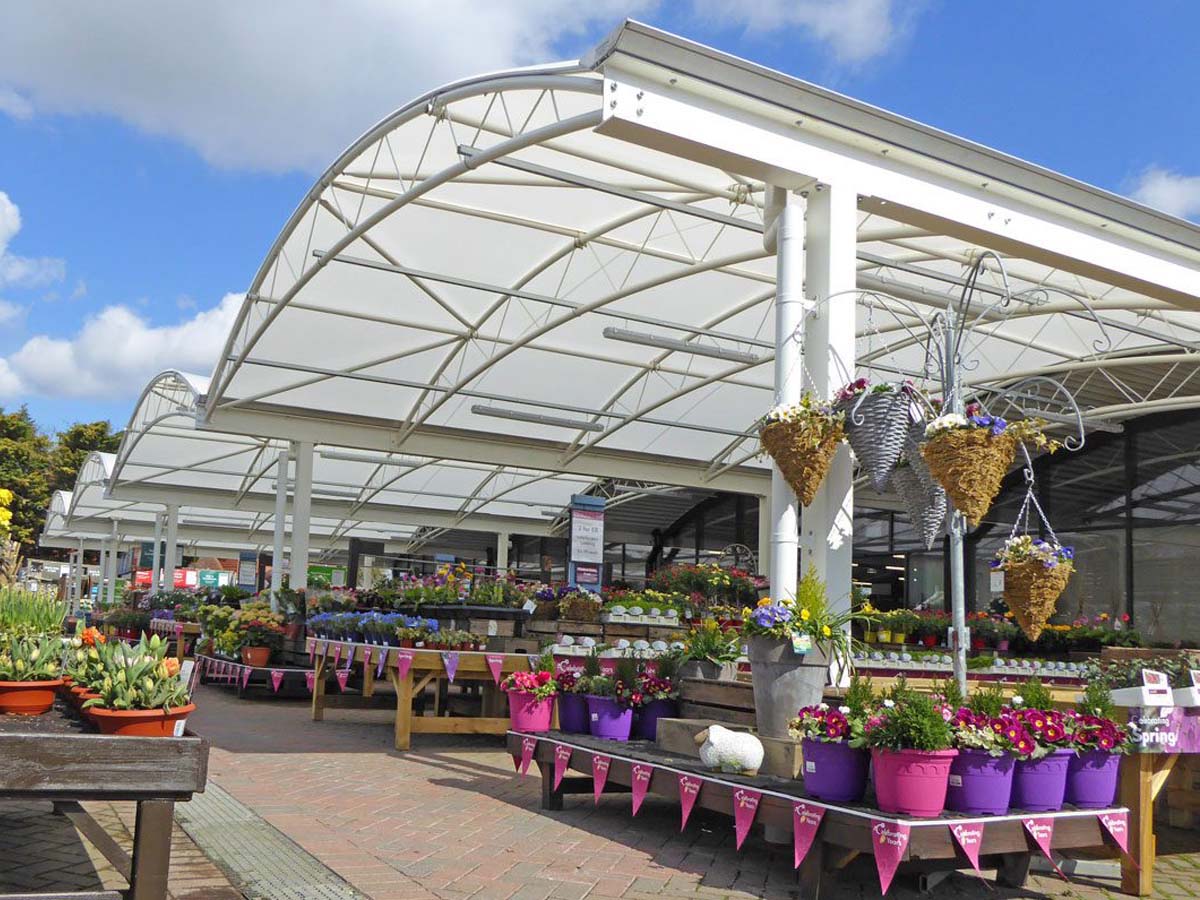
822;625;832;637
800;609;811;622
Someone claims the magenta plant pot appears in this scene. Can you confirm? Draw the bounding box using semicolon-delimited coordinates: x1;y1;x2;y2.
586;695;632;740
635;699;678;741
558;692;589;734
946;748;1014;815
1012;748;1074;812
508;690;553;733
801;738;869;803
996;640;1010;652
871;748;958;818
1065;749;1121;809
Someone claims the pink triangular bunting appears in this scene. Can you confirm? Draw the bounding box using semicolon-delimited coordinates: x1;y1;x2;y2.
518;736;537;775
678;775;702;831
376;648;388;677
1023;817;1066;879
241;666;252;688
362;646;373;669
553;743;571;790
309;640;316;664
732;788;761;850
442;651;459;683
395;649;413;681
950;822;984;873
486;653;505;685
792;802;825;869
592;755;611;803
304;671;315;693
871;820;911;895
270;670;284;692
335;669;350;692
1099;811;1131;858
332;644;342;669
174;623;184;640
631;763;653;816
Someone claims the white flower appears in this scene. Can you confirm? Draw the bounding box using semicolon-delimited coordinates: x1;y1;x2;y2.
839;706;851;715
883;699;895;709
1011;695;1024;707
818;702;829;711
925;413;968;438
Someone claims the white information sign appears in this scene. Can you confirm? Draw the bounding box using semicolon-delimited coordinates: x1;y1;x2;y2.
570;508;605;564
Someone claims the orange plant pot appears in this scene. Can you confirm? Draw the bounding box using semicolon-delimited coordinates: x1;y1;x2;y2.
88;704;196;737
0;678;65;715
241;646;271;668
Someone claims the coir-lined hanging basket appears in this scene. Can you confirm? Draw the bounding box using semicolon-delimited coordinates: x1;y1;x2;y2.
889;462;948;550
921;429;1018;526
1002;559;1072;641
838;390;911;492
760;419;844;507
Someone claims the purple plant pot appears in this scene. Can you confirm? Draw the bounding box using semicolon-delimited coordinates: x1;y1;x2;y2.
1011;748;1074;812
635;699;678;741
1065;749;1122;809
946;748;1015;815
586;695;632;741
558;692;590;734
800;738;869;803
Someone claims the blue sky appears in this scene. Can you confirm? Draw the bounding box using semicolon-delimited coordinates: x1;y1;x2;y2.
1;2;1198;432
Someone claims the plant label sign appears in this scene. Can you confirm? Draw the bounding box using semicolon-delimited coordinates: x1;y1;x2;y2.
989;568;1004;593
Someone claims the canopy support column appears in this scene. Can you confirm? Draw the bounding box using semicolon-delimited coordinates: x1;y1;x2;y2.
767;188;805;602
496;531;509;574
270;448;289;610
150;512;163;594
74;539;84;610
756;495;771;579
105;521;119;606
800;182;857;618
97;542;109;608
163;504;179;593
290;441;313;592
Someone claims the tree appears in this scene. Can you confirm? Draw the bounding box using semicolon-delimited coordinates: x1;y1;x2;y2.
49;421;122;493
0;406;51;551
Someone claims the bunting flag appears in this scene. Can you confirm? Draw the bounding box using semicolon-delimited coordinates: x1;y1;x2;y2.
362;646;373;670
376;648;388;678
396;649;414;681
335;669;351;692
553;743;572;790
792;802;825;870
305;671;315;693
592;755;611;803
1023;818;1066;879
270;670;285;692
631;764;653;816
949;822;984;873
871;820;911;895
518;736;537;775
241;666;252;689
1099;811;1132;862
174;623;184;641
309;640;316;664
486;654;505;685
342;645;354;670
442;651;460;683
732;788;761;850
678;775;702;831
332;644;342;669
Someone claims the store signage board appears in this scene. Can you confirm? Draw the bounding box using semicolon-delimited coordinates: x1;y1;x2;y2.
237;551;258;589
570;509;605;564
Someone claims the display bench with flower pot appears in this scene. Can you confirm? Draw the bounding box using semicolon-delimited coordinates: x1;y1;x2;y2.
148;616;203;662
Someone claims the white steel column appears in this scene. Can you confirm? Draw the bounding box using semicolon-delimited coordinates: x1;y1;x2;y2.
768;188;805;601
97;542;109;606
800;182;858;615
150;512;163;593
270;448;289;609
756;495;771;578
105;521;120;606
163;504;179;593
290;441;313;592
496;532;510;573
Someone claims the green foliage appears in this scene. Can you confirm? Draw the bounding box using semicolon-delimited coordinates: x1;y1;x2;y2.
0;406;52;548
680;620;741;665
48;421;121;493
1017;677;1055;712
967;682;1008;718
0;588;67;636
82;635;189;711
653;651;680;683
580;651;602;679
864;689;954;751
1079;679;1117;720
0;633;62;681
843;674;875;718
936;677;964;711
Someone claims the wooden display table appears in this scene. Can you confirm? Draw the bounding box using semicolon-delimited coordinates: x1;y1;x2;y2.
307;638;534;751
0;705;209;900
510;730;1130;898
147;619;201;662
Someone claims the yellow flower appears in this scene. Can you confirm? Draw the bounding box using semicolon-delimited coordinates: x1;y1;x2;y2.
741;607;752;619
757;597;773;607
822;625;832;637
800;608;811;622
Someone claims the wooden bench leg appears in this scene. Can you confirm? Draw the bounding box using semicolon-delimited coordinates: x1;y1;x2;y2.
996;852;1032;888
538;759;563;811
311;656;326;721
390;667;414;751
129;799;174;900
797;837;823;898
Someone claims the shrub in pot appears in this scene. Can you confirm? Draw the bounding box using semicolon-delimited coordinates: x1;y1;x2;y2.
501;656;558;733
863;687;957;817
677;619;740;681
83;635;194;736
1008;679;1075;812
580;657;637;740
555;670;590;734
633;655;680;741
945;683;1017;815
1064;682;1134;809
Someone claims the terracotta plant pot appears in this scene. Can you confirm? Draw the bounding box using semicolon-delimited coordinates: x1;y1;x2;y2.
89;704;197;737
241;646;271;667
921;635;938;648
284;621;304;641
0;678;64;716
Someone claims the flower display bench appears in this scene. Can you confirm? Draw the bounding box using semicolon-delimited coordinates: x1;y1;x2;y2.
307;638;534;750
0;705;208;900
147;619;202;663
508;730;1132;898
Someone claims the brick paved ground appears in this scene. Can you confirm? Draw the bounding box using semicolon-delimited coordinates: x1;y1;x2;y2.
190;683;1200;900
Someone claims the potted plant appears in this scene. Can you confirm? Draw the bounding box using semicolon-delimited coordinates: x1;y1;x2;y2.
969;612;995;651
886;609;919;645
744;565;859;739
1008;678;1076;812
759;393;845;506
992;536;1074;641
555;669;590;734
834;379;913;491
580;657;637;741
83;636;194;736
1064;682;1133;809
237;616;285;667
789;676;872;802
501;657;558;733
992;616;1019;652
0;634;64;715
677;620;740;680
862;687;957;817
915;610;950;648
633;655;680;740
945;684;1017;815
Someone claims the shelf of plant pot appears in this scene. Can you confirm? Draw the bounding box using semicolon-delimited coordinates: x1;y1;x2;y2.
509;730;1130;895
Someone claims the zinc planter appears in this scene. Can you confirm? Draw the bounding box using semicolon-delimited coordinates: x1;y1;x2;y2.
557;692;590;734
89;703;196;737
586;695;633;740
678;660;736;681
635;699;678;741
747;636;829;739
871;748;958;817
1011;748;1074;812
507;691;553;733
946;748;1014;815
1065;750;1122;809
0;678;64;716
800;739;869;803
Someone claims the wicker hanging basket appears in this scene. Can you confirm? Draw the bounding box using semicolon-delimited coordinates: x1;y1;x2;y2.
1002;558;1073;641
838;391;911;491
921;429;1018;526
760;419;844;507
889;463;948;550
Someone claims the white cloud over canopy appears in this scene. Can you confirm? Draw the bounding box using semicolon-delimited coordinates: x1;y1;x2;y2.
0;192;65;289
0;292;242;401
0;2;915;173
1131;167;1200;222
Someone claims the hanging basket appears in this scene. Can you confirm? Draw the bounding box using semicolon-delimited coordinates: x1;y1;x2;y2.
760;419;844;506
1002;558;1073;641
889;463;948;550
837;391;911;491
903;419;939;494
921;429;1017;526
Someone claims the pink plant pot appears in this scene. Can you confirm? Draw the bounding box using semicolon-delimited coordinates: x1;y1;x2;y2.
871;747;958;818
508;690;553;733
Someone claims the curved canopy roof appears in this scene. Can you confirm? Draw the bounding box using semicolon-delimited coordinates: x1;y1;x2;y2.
198;21;1200;500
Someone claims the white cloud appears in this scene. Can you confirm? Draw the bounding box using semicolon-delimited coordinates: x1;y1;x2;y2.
0;87;32;120
0;300;24;325
0;292;243;400
0;191;65;288
1130;167;1200;222
0;2;917;173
